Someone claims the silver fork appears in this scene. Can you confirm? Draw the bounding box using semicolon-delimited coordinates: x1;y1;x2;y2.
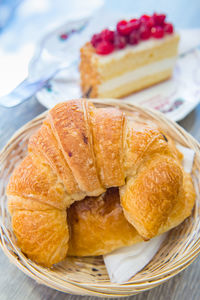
0;16;90;108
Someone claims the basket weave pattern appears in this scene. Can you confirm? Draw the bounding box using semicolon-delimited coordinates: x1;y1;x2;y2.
0;100;200;297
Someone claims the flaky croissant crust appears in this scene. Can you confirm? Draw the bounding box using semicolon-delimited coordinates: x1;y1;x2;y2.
7;99;195;267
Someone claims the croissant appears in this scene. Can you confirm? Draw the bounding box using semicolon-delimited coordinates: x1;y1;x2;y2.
68;187;143;256
7;99;195;267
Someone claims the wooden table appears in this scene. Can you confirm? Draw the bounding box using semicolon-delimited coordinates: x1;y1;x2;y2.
0;0;200;299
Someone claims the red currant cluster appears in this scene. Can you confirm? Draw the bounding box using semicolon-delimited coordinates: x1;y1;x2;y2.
91;13;174;55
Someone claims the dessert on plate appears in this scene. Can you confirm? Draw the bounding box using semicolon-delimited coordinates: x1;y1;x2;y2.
7;99;195;267
80;13;180;98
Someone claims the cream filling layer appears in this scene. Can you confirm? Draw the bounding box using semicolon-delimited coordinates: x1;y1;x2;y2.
98;57;176;93
94;34;177;64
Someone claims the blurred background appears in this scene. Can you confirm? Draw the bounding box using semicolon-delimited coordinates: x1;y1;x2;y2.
0;0;200;98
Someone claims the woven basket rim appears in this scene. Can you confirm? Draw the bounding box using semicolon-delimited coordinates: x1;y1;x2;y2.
0;98;200;296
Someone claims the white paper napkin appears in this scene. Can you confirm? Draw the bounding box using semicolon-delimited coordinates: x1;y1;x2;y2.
104;145;195;284
176;144;195;173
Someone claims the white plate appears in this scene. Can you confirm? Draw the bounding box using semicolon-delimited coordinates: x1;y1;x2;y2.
35;17;200;123
36;49;200;122
35;14;200;122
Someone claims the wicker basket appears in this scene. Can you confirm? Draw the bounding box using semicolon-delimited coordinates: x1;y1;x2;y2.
0;99;200;297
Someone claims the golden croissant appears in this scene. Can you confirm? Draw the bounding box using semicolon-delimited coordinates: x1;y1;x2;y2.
7;99;195;267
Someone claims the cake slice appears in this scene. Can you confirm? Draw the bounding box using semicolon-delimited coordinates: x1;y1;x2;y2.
80;13;180;98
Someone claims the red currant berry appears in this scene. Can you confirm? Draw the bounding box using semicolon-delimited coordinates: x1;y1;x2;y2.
152;13;166;26
114;32;127;49
140;14;151;22
91;33;102;47
96;41;114;55
151;26;164;38
128;30;140;45
117;20;132;35
146;17;155;29
140;15;154;29
129;19;141;30
101;29;114;43
140;24;151;40
164;23;174;34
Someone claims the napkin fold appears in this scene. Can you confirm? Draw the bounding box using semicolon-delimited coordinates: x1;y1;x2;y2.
104;233;167;284
176;144;195;173
103;145;195;284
